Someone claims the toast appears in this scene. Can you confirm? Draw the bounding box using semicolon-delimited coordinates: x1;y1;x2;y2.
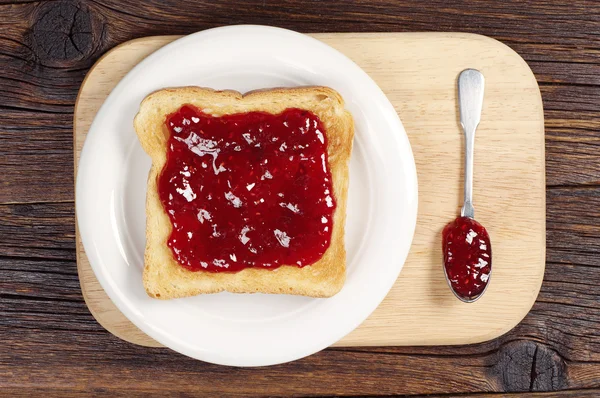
134;86;354;299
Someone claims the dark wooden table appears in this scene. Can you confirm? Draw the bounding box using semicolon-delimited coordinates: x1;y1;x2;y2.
2;0;599;396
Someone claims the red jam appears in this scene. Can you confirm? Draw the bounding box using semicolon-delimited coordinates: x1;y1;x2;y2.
157;105;336;272
442;216;492;298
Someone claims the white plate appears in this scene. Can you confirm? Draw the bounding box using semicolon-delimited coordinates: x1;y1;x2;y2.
76;25;418;366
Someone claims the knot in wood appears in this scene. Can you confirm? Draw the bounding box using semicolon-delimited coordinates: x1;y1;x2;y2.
490;340;567;392
29;1;104;67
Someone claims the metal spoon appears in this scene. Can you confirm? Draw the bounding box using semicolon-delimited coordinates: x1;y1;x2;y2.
442;69;492;303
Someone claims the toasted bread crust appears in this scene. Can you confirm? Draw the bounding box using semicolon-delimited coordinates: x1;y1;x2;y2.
134;86;354;299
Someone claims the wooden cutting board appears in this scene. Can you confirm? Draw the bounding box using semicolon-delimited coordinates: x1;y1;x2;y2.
74;32;545;348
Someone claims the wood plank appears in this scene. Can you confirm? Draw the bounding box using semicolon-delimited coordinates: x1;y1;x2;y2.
0;202;75;260
0;328;565;395
0;324;595;395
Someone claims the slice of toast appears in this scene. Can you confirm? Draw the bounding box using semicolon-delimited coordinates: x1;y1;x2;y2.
134;86;354;299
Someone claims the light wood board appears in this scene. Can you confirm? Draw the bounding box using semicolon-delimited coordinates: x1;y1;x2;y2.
74;33;545;348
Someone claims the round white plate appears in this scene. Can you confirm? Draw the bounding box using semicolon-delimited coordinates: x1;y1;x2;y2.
76;25;418;366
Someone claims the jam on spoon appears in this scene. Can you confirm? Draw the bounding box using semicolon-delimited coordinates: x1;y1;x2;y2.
443;216;491;299
442;69;492;302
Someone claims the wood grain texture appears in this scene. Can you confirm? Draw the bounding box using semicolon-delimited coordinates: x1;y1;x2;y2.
2;0;600;396
74;33;545;348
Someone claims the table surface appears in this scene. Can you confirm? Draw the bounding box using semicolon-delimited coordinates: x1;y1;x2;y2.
1;0;599;396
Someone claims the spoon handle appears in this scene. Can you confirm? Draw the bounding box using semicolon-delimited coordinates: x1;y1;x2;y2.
458;69;485;219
